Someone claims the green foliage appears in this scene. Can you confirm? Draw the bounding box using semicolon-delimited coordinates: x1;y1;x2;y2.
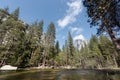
68;32;74;57
55;40;60;55
99;35;118;67
46;22;56;47
0;8;45;67
83;0;120;43
0;7;118;69
57;32;75;66
0;15;26;66
25;21;44;67
83;0;120;66
4;6;9;13
89;35;101;56
83;0;120;31
11;7;19;20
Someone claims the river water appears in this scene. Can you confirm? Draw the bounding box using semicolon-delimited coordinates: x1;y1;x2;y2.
0;69;120;80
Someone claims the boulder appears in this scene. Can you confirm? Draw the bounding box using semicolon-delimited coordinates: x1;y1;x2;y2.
0;65;17;70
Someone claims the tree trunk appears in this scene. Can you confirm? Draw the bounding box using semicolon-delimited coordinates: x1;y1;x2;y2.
106;26;120;52
105;25;120;66
112;54;118;68
42;50;46;66
0;59;4;67
0;55;6;67
81;59;85;69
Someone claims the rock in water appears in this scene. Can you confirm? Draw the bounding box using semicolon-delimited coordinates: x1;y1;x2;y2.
0;65;17;70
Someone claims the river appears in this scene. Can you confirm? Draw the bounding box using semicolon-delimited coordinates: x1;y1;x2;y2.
0;69;120;80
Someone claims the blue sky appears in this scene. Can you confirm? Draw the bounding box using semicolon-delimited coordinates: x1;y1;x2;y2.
0;0;97;47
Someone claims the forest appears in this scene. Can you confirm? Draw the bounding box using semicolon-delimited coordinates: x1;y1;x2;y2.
0;0;120;69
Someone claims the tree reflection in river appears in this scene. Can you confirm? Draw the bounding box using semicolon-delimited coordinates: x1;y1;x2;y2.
56;69;120;80
0;69;120;80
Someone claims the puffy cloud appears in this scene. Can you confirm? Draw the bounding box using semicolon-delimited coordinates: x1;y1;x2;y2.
58;0;83;28
70;27;83;34
73;34;85;41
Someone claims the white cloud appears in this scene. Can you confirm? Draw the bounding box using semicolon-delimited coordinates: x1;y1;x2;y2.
58;0;83;28
70;27;83;34
73;34;85;41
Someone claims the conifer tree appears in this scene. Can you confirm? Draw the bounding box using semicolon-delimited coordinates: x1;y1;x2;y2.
27;20;44;66
99;35;118;67
0;17;26;66
83;0;120;66
68;32;74;57
55;40;60;55
11;7;19;19
46;22;56;47
89;35;102;68
42;22;56;66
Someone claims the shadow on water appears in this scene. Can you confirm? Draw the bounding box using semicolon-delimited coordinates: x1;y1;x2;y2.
0;69;120;80
0;70;58;80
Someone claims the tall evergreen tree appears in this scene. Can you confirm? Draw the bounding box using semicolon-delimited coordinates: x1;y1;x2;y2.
0;17;26;66
27;20;44;67
99;35;118;67
11;7;19;19
68;32;74;57
55;40;60;55
4;6;9;13
64;40;68;65
46;22;56;47
67;32;75;65
89;35;102;68
89;35;101;56
42;22;56;66
83;0;120;66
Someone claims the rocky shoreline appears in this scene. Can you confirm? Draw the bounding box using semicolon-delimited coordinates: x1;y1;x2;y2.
1;65;120;71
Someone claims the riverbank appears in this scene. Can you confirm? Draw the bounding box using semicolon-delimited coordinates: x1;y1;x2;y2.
97;67;120;71
1;65;120;71
0;65;76;70
23;65;76;70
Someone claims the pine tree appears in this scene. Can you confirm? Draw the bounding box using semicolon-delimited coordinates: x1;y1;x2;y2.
99;35;118;67
64;40;68;65
0;16;26;66
83;0;120;66
67;32;75;65
55;40;60;55
89;35;102;68
4;6;9;13
26;20;44;67
11;7;19;20
42;22;56;66
68;32;74;57
89;35;101;56
46;22;56;47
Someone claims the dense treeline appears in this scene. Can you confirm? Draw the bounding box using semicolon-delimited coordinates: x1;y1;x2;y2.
0;8;118;69
83;0;120;66
57;34;118;68
0;8;58;68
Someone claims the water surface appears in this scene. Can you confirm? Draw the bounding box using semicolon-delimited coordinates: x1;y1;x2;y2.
0;69;120;80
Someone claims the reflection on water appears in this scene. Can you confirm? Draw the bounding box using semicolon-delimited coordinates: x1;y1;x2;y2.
0;69;120;80
56;69;120;80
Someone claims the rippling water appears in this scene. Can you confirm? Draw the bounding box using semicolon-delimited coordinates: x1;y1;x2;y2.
0;69;120;80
